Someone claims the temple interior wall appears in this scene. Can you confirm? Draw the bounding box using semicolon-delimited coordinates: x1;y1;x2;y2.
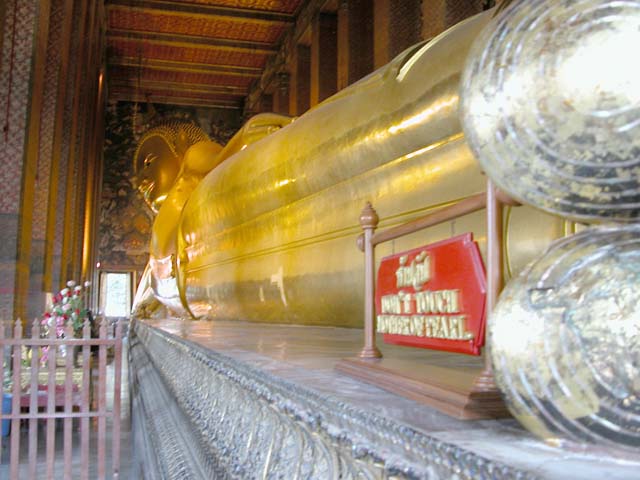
0;0;105;323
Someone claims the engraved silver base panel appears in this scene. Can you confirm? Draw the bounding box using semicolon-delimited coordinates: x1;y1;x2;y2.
130;318;640;479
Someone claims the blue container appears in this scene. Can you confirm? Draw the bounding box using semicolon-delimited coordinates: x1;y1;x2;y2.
2;392;11;437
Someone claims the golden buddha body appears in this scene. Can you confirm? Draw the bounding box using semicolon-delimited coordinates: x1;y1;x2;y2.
133;116;295;317
135;11;568;326
132;122;222;316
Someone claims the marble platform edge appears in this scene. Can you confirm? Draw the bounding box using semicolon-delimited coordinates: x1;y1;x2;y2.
132;320;540;479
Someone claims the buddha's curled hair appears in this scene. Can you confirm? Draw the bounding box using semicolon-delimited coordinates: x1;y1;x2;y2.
133;121;209;173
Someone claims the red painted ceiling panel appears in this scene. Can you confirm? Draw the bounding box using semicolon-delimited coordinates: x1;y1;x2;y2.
109;39;268;68
108;9;286;43
111;66;256;87
168;0;302;14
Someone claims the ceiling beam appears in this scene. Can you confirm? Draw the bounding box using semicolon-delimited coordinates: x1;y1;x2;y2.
109;78;248;95
109;91;243;109
109;57;263;76
108;29;277;53
107;0;295;24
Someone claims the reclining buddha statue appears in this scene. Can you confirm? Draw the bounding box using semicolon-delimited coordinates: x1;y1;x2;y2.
132;9;568;325
132;115;295;317
130;122;220;317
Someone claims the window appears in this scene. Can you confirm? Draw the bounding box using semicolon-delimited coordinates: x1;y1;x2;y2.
99;272;132;317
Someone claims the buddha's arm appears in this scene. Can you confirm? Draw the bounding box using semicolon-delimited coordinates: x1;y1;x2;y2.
150;140;223;259
214;113;294;164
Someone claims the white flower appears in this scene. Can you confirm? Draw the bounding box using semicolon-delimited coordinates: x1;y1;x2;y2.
83;281;91;288
74;286;82;292
66;280;76;288
62;303;71;312
60;288;70;296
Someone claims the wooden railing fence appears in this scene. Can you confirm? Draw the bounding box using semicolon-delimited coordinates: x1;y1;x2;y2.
0;318;122;479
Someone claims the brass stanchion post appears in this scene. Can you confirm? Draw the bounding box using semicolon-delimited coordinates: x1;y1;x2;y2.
359;202;382;359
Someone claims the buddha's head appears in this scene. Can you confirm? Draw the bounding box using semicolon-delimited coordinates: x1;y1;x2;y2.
134;122;209;213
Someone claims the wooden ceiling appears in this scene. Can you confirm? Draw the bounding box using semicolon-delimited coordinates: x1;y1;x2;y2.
106;0;306;110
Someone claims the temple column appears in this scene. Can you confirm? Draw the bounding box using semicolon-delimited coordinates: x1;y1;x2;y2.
51;0;86;292
373;0;391;69
70;0;100;283
374;0;422;69
310;13;337;107
27;0;77;320
337;0;373;90
272;73;290;115
288;44;311;116
260;94;273;113
0;1;50;321
60;0;91;285
79;1;105;288
44;0;75;294
422;0;484;39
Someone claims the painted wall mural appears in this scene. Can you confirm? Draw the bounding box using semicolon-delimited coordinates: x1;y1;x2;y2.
99;101;241;276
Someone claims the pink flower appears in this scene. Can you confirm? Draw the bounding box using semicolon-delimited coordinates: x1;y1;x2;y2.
40;346;49;365
42;279;91;340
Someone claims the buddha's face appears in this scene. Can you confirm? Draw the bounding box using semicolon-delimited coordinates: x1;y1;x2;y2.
135;135;181;213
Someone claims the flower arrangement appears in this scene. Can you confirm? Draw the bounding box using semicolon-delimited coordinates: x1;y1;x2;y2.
42;280;92;339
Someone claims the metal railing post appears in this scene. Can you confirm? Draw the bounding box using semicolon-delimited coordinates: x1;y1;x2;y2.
10;319;22;479
473;179;502;390
359;203;382;359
